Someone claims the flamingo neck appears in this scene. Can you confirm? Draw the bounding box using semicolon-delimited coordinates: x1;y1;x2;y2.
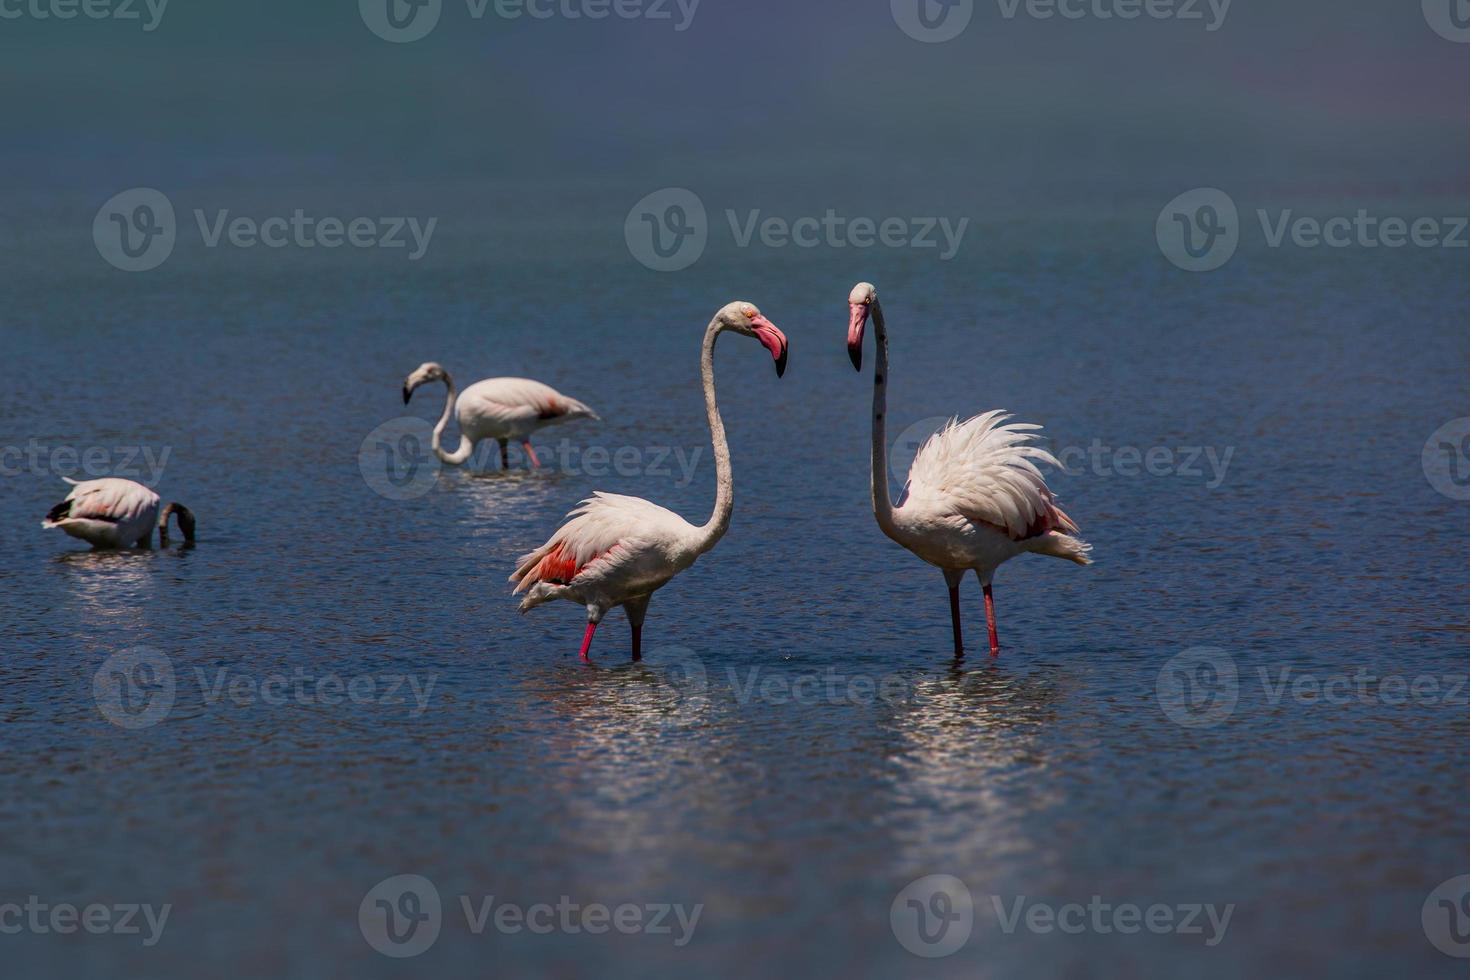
870;298;899;537
430;372;475;466
693;317;733;554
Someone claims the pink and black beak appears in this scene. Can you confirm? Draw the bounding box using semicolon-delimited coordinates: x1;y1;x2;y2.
751;315;789;378
848;303;870;372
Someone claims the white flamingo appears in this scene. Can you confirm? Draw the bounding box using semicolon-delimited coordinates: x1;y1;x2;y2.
42;478;195;549
846;282;1090;658
510;301;789;661
402;363;599;470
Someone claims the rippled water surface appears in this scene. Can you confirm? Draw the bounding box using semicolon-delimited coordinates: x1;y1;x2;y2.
1;198;1467;978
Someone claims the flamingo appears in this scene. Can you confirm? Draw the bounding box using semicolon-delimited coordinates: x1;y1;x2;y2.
402;363;599;470
510;301;789;662
845;282;1090;658
42;477;195;549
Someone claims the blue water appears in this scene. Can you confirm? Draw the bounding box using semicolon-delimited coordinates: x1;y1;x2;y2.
1;183;1467;978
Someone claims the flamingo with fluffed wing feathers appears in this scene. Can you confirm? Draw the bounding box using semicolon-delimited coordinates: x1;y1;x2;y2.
846;282;1090;658
42;477;195;549
510;301;788;661
403;364;599;470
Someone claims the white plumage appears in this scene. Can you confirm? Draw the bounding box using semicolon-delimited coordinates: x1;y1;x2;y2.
848;282;1091;657
41;478;195;549
403;363;598;469
509;301;789;661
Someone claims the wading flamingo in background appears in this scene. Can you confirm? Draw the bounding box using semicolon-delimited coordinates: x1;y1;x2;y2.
402;363;599;471
845;282;1090;658
510;302;788;662
42;478;195;549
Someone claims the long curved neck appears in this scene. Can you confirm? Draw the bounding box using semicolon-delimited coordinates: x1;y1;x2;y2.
870;298;899;536
430;373;475;465
693;318;734;553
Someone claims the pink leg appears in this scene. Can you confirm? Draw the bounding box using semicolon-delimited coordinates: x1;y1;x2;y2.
949;586;964;659
579;621;598;662
983;583;1000;658
523;441;541;468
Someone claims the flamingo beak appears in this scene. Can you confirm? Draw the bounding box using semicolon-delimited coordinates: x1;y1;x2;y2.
402;383;413;405
751;316;788;378
848;303;869;372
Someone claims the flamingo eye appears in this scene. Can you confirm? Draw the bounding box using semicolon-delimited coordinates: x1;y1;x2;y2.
743;306;757;318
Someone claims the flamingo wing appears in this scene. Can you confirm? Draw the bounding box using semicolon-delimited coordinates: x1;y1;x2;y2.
43;478;159;528
462;377;598;427
509;492;692;594
903;411;1078;541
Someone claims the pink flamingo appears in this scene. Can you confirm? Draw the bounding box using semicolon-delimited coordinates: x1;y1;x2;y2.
511;301;788;661
846;282;1091;658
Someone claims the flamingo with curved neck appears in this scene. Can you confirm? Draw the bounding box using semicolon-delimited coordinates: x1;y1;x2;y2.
402;364;598;470
847;281;1091;658
511;301;788;661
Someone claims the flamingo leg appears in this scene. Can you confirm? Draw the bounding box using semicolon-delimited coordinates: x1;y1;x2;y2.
943;569;965;659
522;441;541;468
624;595;651;662
498;438;510;470
983;583;1000;658
578;621;598;662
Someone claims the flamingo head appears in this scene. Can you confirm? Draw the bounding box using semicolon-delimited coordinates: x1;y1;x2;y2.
719;302;788;378
847;282;876;372
402;362;449;404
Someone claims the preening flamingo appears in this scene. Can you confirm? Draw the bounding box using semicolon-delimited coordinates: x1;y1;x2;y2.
846;282;1090;658
510;302;789;662
402;363;598;470
42;478;195;549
